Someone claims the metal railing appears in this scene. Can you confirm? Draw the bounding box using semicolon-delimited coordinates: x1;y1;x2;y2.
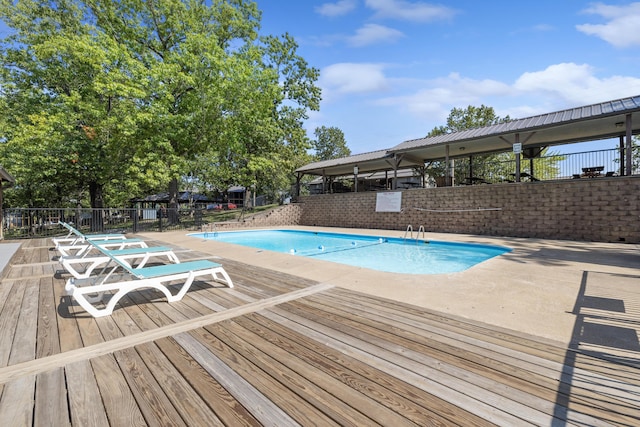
1;207;246;240
451;148;636;184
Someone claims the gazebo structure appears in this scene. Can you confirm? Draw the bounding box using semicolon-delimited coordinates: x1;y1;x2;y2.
295;95;640;195
0;166;16;240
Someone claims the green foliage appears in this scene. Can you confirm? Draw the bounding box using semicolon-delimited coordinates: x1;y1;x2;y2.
427;105;510;137
313;126;351;161
0;0;320;208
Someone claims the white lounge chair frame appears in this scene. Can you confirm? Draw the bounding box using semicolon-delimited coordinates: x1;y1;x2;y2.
64;240;233;317
61;246;180;279
57;238;148;257
53;221;125;248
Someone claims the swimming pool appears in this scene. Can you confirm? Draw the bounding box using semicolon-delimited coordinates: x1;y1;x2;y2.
190;229;511;274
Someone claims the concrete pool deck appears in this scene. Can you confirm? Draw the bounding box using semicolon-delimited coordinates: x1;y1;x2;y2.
140;226;640;347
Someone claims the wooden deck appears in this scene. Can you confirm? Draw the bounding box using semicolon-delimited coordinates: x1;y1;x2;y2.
0;238;638;426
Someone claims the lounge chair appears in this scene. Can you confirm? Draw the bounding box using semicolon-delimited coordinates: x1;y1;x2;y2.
60;245;180;279
56;237;148;257
64;239;233;317
53;221;125;248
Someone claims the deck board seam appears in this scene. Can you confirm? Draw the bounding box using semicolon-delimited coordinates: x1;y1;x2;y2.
0;282;334;384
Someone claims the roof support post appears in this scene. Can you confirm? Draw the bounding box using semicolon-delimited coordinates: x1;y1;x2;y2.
445;145;451;186
322;170;327;194
625;113;632;176
619;135;625;176
392;154;400;190
514;133;521;182
353;165;358;193
295;173;301;198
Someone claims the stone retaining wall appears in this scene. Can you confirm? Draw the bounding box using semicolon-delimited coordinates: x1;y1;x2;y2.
214;176;639;243
297;176;640;243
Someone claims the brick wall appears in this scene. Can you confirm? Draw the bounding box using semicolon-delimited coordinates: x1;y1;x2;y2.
215;177;639;243
212;204;303;230
297;176;640;243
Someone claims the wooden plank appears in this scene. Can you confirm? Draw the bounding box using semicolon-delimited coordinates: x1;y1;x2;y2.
200;321;407;426
193;323;348;426
112;346;187;426
174;331;303;427
35;276;70;426
238;312;489;426
328;287;568;357
89;354;146;426
0;376;36;424
0;279;40;425
154;336;261;427
51;274;84;353
65;359;110;427
265;302;552;426
36;276;62;358
34;369;70;427
0;281;24;370
135;341;225;425
337;287;640;386
282;297;618;426
313;289;640;418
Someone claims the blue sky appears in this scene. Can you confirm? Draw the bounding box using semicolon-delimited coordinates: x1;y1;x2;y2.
1;1;639;155
258;0;640;154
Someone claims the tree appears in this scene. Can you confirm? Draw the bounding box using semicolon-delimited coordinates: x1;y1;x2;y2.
313;126;351;161
0;0;143;215
0;0;320;220
427;105;508;137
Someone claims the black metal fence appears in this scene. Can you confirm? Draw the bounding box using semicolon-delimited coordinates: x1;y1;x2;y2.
2;207;245;240
498;148;627;182
449;147;635;185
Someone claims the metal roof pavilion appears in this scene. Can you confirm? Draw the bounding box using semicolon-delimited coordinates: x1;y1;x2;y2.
296;95;640;180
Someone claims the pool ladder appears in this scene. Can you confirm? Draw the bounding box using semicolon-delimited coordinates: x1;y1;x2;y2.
203;223;218;238
403;225;425;241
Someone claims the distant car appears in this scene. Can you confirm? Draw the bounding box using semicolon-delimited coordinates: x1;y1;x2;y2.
209;202;237;210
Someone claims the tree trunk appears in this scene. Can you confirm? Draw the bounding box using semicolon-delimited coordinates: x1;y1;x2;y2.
89;181;104;232
168;177;180;224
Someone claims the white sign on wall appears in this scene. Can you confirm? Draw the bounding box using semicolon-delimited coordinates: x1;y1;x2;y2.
375;191;402;212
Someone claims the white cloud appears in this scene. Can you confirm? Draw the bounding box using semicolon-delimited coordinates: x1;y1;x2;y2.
377;72;510;118
347;24;404;47
320;63;390;97
576;2;640;48
315;0;358;17
376;63;640;121
514;62;640;105
365;0;457;22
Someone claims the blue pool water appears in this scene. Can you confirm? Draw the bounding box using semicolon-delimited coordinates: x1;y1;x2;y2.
190;229;510;275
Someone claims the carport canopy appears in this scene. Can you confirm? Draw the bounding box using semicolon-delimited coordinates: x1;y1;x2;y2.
295;94;640;192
